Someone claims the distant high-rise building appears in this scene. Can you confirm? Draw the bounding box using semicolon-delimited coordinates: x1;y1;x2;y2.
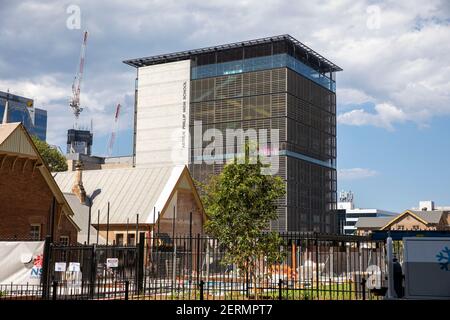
124;35;341;232
0;91;47;141
337;191;397;235
67;129;93;155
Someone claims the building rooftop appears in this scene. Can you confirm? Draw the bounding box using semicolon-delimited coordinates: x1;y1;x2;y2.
355;217;393;229
0;90;34;106
0;122;77;228
53;165;191;225
0;122;20;145
409;210;446;224
356;210;447;229
63;193;106;244
123;34;342;72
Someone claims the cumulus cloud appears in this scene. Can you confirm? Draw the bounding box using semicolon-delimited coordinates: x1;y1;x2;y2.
337;103;408;130
0;74;134;147
0;0;449;150
338;168;379;180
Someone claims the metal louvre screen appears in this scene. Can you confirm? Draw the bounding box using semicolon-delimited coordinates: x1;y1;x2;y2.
189;64;336;232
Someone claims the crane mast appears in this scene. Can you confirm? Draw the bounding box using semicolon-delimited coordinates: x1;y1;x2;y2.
107;103;121;156
69;31;88;125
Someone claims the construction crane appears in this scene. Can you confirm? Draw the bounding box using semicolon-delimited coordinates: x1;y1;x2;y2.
69;30;88;125
107;103;121;156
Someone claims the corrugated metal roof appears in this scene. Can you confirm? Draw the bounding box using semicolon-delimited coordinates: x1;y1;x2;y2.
53;165;185;224
0;122;36;156
63;193;106;244
0;123;18;144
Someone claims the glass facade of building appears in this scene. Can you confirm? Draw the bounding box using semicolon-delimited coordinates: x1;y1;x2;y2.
192;53;336;92
189;65;337;232
0;91;47;141
125;35;341;232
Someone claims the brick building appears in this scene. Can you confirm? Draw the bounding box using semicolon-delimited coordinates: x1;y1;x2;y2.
0;123;79;243
53;165;205;245
356;209;450;236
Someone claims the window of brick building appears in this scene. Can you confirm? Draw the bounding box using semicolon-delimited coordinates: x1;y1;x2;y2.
127;234;135;246
59;236;69;246
115;233;124;246
30;224;41;240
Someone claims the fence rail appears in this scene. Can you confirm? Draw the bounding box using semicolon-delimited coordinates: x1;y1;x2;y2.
0;233;388;300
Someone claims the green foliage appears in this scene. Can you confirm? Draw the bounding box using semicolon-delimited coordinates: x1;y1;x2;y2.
199;152;286;281
31;136;68;172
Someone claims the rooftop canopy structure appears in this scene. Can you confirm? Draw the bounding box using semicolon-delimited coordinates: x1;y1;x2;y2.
124;34;342;73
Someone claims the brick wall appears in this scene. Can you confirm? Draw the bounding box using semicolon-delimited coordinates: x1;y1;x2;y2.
0;156;77;243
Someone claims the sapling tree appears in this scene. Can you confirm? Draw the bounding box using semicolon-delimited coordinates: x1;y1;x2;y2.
199;147;286;297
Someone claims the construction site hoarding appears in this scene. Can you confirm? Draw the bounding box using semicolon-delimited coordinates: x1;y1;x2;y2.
0;241;45;285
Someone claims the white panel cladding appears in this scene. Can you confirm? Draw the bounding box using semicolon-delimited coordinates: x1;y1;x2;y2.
136;60;190;166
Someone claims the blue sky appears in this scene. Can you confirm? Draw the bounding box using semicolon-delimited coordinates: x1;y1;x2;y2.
0;0;449;212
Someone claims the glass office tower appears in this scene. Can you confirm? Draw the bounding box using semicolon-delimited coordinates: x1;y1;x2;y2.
125;35;341;232
0;91;47;141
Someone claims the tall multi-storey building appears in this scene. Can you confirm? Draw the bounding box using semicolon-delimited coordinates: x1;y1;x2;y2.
124;35;341;232
0;90;47;141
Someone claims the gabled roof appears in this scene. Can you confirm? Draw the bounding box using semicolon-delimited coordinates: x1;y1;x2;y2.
0;122;78;229
409;210;445;224
0;122;36;156
380;210;446;230
53;165;201;225
355;217;393;229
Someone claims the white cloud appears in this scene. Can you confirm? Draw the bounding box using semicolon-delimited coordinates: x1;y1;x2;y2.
0;0;449;149
337;103;408;130
0;74;134;147
338;168;379;180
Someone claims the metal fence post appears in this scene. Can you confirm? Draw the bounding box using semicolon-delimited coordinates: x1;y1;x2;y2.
361;277;366;301
199;280;204;300
52;281;58;300
315;235;319;299
246;269;249;298
125;280;129;300
89;244;96;299
41;235;52;300
137;232;145;294
278;279;283;300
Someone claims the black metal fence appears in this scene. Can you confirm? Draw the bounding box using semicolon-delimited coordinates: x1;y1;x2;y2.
0;233;387;300
139;233;386;300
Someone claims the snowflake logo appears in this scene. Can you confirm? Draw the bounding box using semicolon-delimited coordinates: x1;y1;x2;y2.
436;246;450;271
